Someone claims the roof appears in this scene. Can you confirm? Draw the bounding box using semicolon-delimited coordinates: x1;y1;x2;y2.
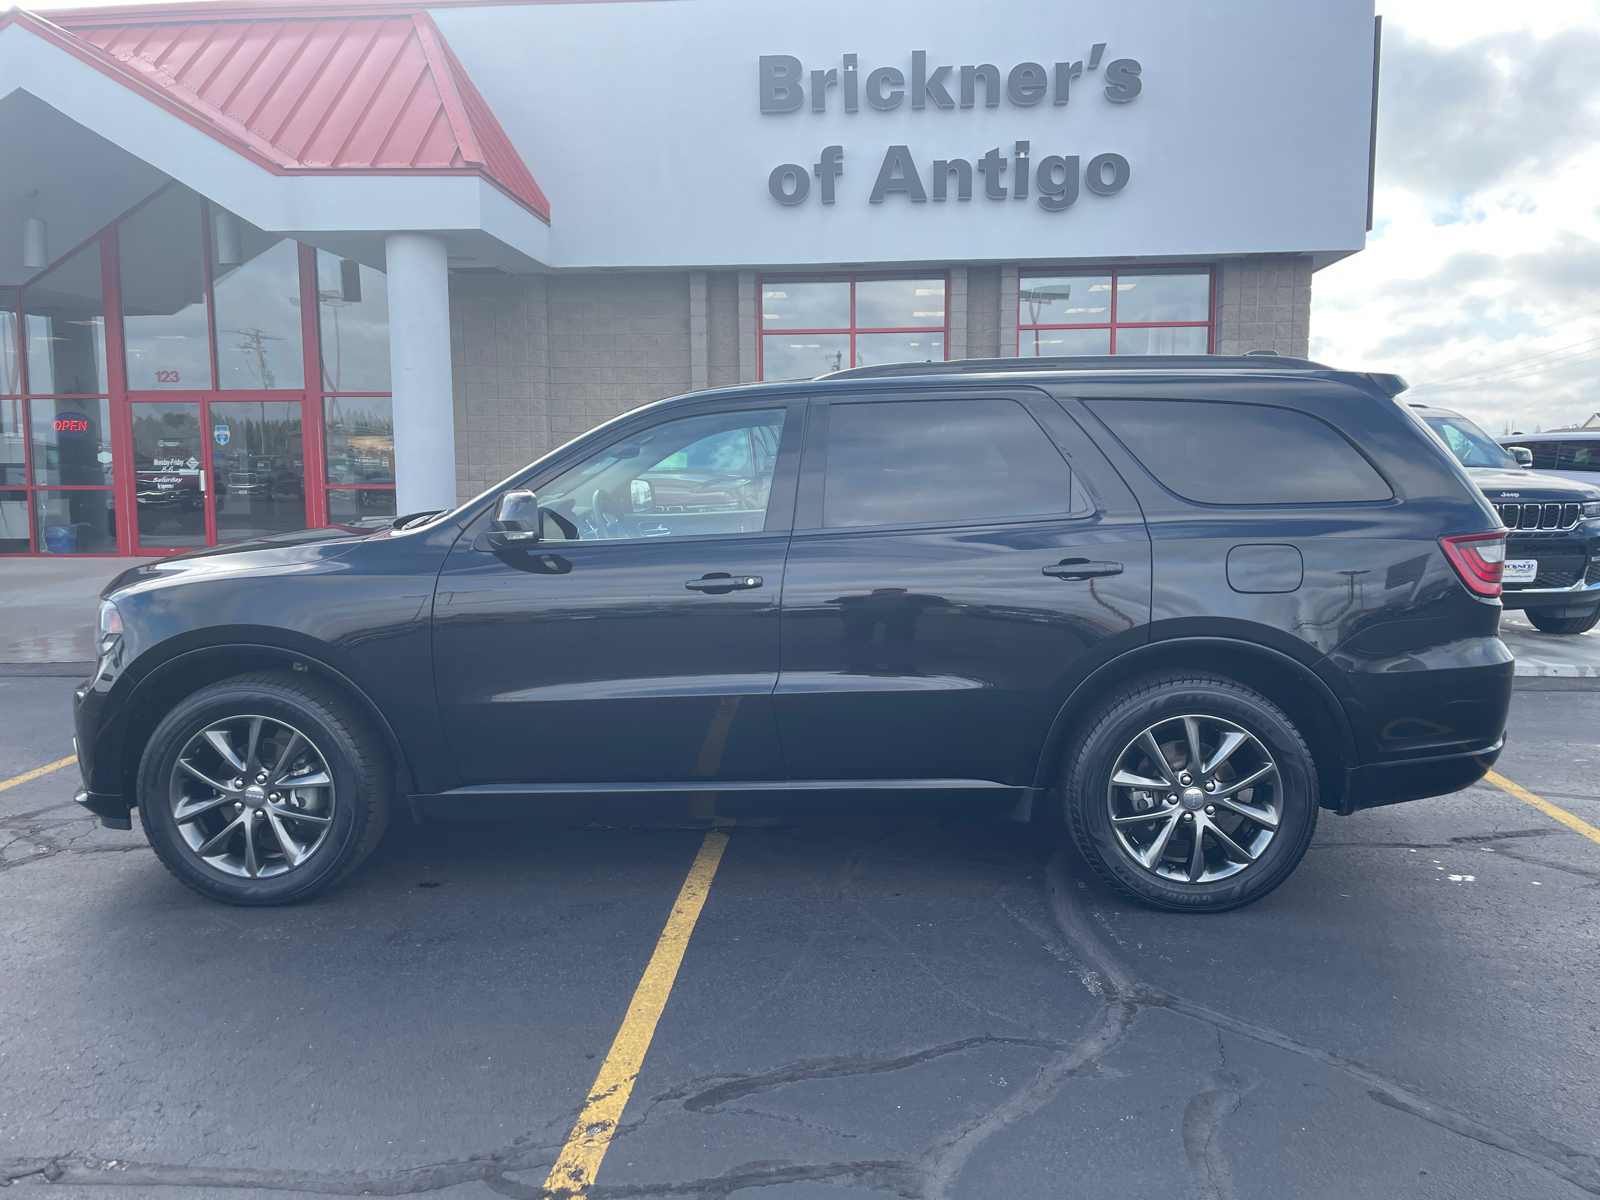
1;5;549;221
823;355;1334;379
821;355;1410;397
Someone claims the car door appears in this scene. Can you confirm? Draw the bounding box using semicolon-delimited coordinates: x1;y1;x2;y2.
432;400;804;787
773;389;1151;787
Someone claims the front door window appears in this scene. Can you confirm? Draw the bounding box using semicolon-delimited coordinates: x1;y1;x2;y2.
536;408;787;542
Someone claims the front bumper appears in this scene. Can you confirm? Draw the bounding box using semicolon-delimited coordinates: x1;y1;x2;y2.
1500;528;1600;609
75;789;132;830
1501;577;1600;611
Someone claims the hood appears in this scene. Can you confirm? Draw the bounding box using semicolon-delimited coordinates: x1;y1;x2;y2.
102;524;381;600
1465;467;1600;503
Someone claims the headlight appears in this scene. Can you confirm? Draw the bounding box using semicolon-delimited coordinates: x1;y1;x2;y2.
1582;502;1600;519
97;599;123;655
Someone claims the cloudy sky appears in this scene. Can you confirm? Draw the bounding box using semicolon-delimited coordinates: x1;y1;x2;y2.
1314;0;1600;435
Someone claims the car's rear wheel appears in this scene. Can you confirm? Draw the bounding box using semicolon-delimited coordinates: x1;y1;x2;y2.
138;671;391;906
1525;606;1600;635
1063;674;1318;912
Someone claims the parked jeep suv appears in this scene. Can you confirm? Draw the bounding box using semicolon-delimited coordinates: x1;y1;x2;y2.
74;356;1512;913
1413;405;1600;634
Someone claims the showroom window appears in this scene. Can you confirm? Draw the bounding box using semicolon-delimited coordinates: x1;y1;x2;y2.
1018;267;1213;356
318;250;394;522
3;245;119;555
760;274;947;380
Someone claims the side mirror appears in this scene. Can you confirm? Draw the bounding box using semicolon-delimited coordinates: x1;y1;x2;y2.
1509;446;1533;468
630;478;655;513
486;489;541;551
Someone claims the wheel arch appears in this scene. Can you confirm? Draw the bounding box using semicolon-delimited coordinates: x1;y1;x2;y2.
111;642;416;810
1032;637;1358;813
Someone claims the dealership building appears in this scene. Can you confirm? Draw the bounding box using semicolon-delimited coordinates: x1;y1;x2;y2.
0;0;1380;556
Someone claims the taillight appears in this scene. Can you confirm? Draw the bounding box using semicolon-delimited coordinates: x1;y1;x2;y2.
1440;532;1506;598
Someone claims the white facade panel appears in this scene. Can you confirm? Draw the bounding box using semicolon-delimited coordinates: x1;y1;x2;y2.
434;0;1377;270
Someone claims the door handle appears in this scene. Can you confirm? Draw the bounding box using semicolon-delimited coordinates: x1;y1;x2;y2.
1042;559;1124;581
685;572;764;593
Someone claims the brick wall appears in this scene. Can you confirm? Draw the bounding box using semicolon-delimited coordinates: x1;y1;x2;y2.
706;271;740;388
1214;255;1312;357
448;272;548;503
965;265;1001;359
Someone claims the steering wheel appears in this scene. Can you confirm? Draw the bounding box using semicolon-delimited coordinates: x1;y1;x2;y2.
590;488;625;538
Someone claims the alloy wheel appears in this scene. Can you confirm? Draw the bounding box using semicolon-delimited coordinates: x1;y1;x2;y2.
167;715;337;879
1105;714;1281;884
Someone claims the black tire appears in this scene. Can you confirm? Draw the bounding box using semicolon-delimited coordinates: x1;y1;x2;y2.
1062;673;1319;913
137;671;391;906
1525;607;1600;636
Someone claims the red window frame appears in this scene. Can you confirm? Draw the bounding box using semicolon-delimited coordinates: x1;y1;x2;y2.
0;194;393;555
1017;264;1216;356
757;270;951;380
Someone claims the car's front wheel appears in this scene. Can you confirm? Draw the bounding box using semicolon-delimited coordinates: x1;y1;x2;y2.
1525;606;1600;636
138;672;391;906
1063;673;1319;912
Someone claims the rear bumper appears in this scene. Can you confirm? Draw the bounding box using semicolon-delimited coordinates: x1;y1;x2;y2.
1340;737;1504;815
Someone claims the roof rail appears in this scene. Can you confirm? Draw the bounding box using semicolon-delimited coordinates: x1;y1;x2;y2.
819;354;1331;380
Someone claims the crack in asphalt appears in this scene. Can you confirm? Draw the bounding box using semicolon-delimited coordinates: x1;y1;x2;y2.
5;838;1599;1197
0;811;148;875
672;1035;1068;1113
1181;1030;1249;1200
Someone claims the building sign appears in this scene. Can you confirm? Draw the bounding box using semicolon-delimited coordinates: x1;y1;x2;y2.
435;0;1379;268
760;47;1138;211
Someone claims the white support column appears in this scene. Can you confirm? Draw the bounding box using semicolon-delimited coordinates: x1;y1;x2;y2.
384;232;456;513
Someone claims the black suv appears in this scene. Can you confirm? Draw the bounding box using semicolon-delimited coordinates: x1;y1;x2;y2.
74;356;1513;913
1413;406;1600;634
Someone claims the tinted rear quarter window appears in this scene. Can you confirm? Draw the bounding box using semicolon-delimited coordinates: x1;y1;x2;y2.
823;398;1076;528
1086;398;1392;505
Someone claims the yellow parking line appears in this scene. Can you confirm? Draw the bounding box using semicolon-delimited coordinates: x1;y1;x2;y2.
543;828;730;1197
0;755;76;794
1486;770;1600;848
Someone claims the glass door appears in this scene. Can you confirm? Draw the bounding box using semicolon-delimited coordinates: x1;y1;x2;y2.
130;397;308;551
132;400;210;550
209;398;306;544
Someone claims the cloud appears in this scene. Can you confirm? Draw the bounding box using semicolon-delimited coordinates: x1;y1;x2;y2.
1378;25;1600;202
1312;15;1600;435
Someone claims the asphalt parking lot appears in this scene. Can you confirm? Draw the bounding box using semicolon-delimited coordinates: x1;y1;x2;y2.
3;673;1599;1200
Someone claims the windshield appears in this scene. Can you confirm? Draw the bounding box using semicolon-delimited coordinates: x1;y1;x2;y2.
1424;413;1518;470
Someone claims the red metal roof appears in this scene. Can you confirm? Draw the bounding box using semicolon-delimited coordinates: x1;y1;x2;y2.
3;6;548;222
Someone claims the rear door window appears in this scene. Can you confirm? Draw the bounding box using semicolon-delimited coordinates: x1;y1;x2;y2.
1085;398;1392;505
822;398;1076;528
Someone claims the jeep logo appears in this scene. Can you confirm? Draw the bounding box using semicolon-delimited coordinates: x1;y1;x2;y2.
1498;492;1520;498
